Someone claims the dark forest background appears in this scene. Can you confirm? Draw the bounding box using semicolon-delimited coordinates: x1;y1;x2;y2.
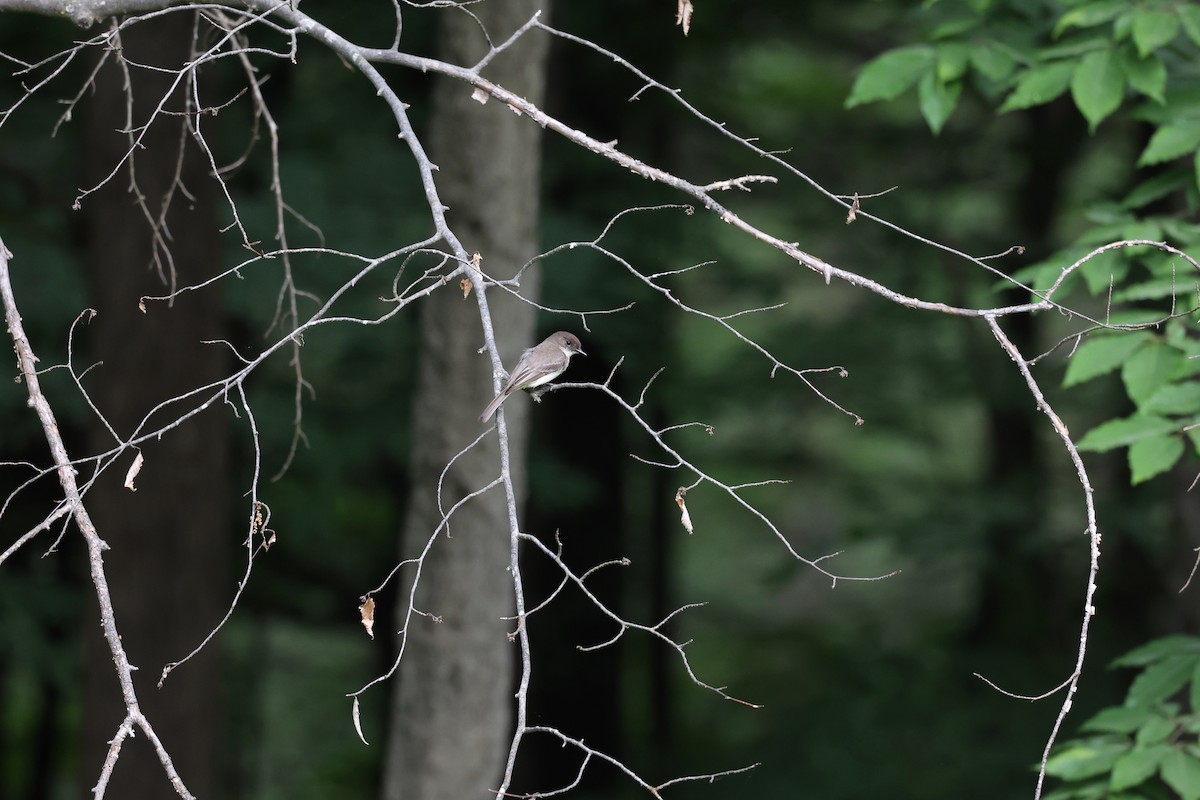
1;2;1198;799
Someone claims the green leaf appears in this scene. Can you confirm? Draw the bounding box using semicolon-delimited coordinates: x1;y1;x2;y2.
1077;414;1178;452
1112;278;1192;302
1000;61;1077;113
1132;85;1200;126
1080;247;1129;293
1132;8;1181;57
1129;654;1199;707
1113;9;1135;41
970;41;1018;82
1182;5;1200;48
1055;0;1131;37
1121;171;1191;210
1162;747;1200;800
1111;744;1171;790
1143;382;1200;415
1135;715;1178;747
847;46;936;107
1129;434;1184;483
1043;34;1116;61
1119;46;1166;104
936;42;971;82
1113;636;1200;668
1162;218;1200;243
929;15;981;40
1012;247;1088;293
1065;333;1152;387
1072;49;1126;131
1123;340;1185;405
1138;119;1200;167
1167;319;1200;351
918;72;961;134
1083;705;1157;734
1046;738;1129;780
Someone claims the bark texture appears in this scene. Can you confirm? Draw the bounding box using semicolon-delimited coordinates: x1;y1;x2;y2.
382;4;551;800
80;14;227;798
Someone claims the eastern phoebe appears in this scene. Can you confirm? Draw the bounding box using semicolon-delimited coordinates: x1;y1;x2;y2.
479;331;585;423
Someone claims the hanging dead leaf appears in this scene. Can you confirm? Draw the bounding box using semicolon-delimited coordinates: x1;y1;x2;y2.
460;278;473;298
471;86;489;105
846;193;860;224
359;596;376;639
123;451;144;492
675;486;694;534
352;697;369;745
675;0;694;35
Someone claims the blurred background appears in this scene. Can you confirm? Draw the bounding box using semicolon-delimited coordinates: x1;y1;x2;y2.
1;1;1197;798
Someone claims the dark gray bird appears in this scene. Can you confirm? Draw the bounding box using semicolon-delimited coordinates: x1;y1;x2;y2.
479;331;585;423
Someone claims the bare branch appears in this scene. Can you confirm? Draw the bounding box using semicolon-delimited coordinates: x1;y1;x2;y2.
0;238;196;798
983;316;1101;800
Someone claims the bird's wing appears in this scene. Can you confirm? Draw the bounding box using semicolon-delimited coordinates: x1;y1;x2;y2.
502;360;544;393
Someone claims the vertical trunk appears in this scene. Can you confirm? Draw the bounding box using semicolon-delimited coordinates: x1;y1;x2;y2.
80;15;227;798
968;102;1084;646
382;4;551;800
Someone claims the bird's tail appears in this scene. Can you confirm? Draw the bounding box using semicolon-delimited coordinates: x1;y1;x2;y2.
479;392;506;423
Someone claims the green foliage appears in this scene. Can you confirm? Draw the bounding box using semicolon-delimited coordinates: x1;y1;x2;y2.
1063;333;1153;387
1068;322;1200;482
1139;119;1200;167
845;46;937;108
1045;636;1200;800
849;0;1200;486
849;0;1200;146
999;60;1077;113
1072;48;1124;131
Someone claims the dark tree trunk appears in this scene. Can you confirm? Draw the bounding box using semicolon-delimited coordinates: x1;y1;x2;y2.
382;4;551;800
79;14;228;798
968;101;1086;647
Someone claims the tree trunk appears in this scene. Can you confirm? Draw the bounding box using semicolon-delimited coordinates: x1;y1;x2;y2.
80;14;227;798
967;101;1085;648
382;4;551;800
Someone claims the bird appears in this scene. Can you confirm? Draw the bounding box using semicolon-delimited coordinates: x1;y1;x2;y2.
479;331;585;423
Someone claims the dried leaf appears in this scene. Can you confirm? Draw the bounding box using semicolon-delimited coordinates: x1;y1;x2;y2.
123;451;144;492
359;596;376;639
846;194;860;224
675;487;694;534
471;86;489;105
352;697;369;745
460;278;473;298
676;0;693;35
